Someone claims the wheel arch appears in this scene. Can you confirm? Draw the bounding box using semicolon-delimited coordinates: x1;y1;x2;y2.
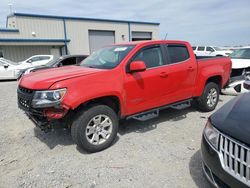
74;95;121;117
205;75;222;88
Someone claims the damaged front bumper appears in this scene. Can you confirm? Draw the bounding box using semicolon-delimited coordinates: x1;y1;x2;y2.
17;86;68;131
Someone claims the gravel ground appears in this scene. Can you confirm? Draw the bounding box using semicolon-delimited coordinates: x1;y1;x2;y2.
0;81;234;188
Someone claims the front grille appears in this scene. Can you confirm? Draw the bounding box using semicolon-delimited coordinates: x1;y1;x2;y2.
219;133;250;186
18;86;34;94
18;97;31;109
17;86;34;111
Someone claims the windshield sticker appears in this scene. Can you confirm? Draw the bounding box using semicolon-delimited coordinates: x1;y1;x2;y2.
114;47;128;52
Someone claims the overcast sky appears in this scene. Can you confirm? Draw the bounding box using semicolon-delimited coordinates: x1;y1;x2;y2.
0;0;249;46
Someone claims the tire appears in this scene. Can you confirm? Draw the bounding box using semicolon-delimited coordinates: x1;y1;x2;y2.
71;105;118;153
197;82;219;112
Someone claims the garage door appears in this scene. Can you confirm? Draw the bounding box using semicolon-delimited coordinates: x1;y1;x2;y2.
132;32;152;41
89;30;115;54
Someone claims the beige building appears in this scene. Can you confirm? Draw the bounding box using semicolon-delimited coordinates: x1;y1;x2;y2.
0;13;160;62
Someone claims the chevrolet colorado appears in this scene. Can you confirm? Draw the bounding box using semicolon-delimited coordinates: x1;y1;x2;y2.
17;40;232;152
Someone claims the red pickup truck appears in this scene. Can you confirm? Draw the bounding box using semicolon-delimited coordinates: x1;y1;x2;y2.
18;40;231;152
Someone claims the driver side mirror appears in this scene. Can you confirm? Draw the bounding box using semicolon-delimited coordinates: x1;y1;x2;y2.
27;59;32;63
129;61;146;73
3;64;9;69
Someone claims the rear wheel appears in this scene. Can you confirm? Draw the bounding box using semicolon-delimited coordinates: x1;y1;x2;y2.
197;82;219;112
71;105;118;152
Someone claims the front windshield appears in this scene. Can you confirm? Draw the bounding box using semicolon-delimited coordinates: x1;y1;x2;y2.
80;45;135;69
229;48;250;59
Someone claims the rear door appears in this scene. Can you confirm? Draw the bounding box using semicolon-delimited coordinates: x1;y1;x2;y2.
162;44;197;102
124;44;169;114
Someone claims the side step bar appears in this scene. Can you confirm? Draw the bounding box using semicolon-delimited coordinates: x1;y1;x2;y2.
126;99;192;121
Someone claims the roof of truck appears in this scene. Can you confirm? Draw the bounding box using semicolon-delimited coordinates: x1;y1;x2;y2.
113;40;189;46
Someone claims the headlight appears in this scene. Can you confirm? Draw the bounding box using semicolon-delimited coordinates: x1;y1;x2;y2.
32;88;67;108
204;119;219;150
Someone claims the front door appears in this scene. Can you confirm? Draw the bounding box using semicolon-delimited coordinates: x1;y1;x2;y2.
124;45;169;115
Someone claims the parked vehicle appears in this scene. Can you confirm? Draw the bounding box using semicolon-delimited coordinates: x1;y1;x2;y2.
18;55;88;79
222;47;250;95
0;58;23;80
201;81;250;188
19;55;53;67
192;46;232;57
17;40;231;152
0;55;53;80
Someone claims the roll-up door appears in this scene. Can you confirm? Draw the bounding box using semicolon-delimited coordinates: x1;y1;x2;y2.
89;30;115;54
132;31;152;41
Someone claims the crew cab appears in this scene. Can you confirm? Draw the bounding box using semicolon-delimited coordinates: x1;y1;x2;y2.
17;40;232;152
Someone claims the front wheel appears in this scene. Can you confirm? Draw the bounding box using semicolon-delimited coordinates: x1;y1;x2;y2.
196;82;220;112
71;105;118;152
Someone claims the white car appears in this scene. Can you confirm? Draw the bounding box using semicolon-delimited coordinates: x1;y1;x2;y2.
192;46;232;57
0;55;53;80
0;58;24;80
18;55;53;68
222;47;250;95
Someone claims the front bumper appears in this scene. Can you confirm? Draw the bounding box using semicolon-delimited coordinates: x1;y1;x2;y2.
17;86;51;130
201;135;248;188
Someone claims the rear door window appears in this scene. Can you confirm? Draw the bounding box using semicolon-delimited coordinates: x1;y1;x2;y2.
197;46;205;51
166;44;190;64
192;46;196;50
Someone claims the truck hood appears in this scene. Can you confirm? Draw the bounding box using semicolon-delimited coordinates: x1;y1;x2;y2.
19;66;103;89
211;93;250;146
231;58;250;69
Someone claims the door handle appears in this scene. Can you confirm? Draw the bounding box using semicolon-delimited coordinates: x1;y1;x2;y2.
187;67;194;72
159;72;168;78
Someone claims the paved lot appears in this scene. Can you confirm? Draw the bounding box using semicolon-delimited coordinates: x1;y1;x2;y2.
0;81;234;188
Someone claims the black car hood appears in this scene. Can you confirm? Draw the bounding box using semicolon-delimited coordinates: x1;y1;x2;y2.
211;93;250;146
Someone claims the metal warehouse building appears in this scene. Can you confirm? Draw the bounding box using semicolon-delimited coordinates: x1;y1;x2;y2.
0;13;160;62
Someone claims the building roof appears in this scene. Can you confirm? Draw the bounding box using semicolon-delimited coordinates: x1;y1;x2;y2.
8;12;160;25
